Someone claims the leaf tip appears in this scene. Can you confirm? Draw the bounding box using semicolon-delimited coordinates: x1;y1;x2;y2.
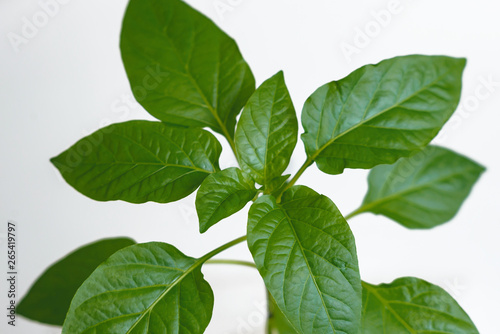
450;56;467;72
49;155;64;171
199;223;209;234
272;70;285;81
478;163;487;174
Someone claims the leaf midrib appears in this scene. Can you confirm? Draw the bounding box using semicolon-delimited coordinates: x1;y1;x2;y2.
158;7;234;140
124;257;206;334
281;205;338;334
204;187;256;227
111;129;216;172
310;69;454;161
362;282;417;334
263;85;278;186
77;161;210;174
360;169;478;214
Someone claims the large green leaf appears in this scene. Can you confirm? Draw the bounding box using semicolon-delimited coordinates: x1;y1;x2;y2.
17;238;135;326
120;0;255;139
301;55;466;175
196;167;257;233
353;145;485;228
267;292;298;334
361;277;479;333
51;121;221;204
247;186;361;334
235;71;298;191
62;242;214;334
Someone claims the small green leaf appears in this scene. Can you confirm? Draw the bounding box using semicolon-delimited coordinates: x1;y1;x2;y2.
267;292;298;334
247;185;362;334
51;121;221;204
235;71;298;189
354;145;485;228
361;277;479;333
62;242;214;334
196;167;257;233
121;0;255;139
268;174;291;196
17;238;135;326
301;55;466;175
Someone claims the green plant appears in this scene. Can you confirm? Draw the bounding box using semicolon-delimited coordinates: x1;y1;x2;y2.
18;0;485;333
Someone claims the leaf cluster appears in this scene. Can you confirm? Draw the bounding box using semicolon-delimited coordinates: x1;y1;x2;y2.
20;0;484;333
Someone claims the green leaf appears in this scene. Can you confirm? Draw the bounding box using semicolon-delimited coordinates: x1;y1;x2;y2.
51;121;221;204
354;145;485;228
196;167;257;233
268;174;291;197
361;277;479;333
247;185;362;334
120;0;255;139
235;71;298;190
301;55;466;175
17;238;135;326
267;292;298;334
62;242;214;334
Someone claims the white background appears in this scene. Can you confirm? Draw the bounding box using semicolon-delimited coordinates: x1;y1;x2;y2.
1;0;500;333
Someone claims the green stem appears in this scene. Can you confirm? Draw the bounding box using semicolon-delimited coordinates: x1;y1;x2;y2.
344;207;365;220
124;235;246;329
277;157;313;201
224;132;238;158
199;235;247;264
205;259;257;269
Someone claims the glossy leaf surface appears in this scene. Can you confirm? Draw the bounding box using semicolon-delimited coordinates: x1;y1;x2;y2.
235;71;298;189
62;242;214;334
51;121;221;204
301;55;466;174
357;145;485;228
196;167;257;233
361;277;479;333
17;238;135;326
248;186;361;334
121;0;255;138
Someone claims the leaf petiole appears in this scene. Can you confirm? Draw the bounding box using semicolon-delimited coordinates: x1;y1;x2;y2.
344;207;365;220
223;129;238;158
199;236;248;264
276;157;313;201
205;259;256;269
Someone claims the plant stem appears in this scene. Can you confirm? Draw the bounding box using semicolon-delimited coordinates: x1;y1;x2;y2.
224;132;238;158
344;207;365;220
199;235;247;264
205;259;257;268
277;157;313;200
